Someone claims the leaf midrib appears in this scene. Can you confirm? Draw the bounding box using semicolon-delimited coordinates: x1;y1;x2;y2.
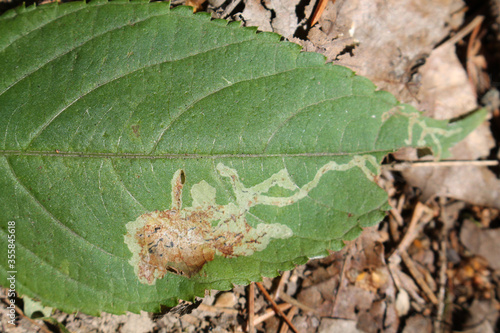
0;150;391;159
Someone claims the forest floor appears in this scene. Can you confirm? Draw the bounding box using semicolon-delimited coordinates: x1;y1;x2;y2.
1;0;499;332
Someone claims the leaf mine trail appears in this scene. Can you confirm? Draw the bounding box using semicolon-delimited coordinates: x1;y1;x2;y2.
124;155;378;284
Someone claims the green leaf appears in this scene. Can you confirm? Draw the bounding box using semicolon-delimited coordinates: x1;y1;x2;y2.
0;0;486;315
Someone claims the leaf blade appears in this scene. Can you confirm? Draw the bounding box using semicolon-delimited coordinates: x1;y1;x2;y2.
0;1;486;314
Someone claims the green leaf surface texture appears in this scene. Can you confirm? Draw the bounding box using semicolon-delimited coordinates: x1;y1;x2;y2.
0;0;486;314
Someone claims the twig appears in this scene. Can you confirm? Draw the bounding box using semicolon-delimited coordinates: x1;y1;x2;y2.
197;303;239;314
387;202;438;306
388;263;427;306
466;15;486;97
435;238;448;333
219;0;242;19
279;292;318;314
279;306;298;333
397;194;406;214
248;283;255;333
273;271;290;301
255;282;299;333
389;202;433;262
332;246;351;316
310;0;334;26
400;251;438;305
389;194;405;241
441;16;484;47
253;303;293;326
389;215;400;242
383;160;498;171
435;198;453;333
390;207;404;226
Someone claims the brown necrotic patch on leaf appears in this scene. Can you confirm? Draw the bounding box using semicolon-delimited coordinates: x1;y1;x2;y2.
124;166;294;284
125;203;292;283
131;124;140;138
131;209;216;282
125;157;379;285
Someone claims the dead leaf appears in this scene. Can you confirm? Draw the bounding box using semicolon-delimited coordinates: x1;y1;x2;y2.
402;166;500;209
401;314;432;333
373;14;496;209
318;318;363;333
331;0;463;100
461;299;499;333
460;219;500;270
121;312;155;333
268;0;301;37
416;44;477;120
241;0;273;33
